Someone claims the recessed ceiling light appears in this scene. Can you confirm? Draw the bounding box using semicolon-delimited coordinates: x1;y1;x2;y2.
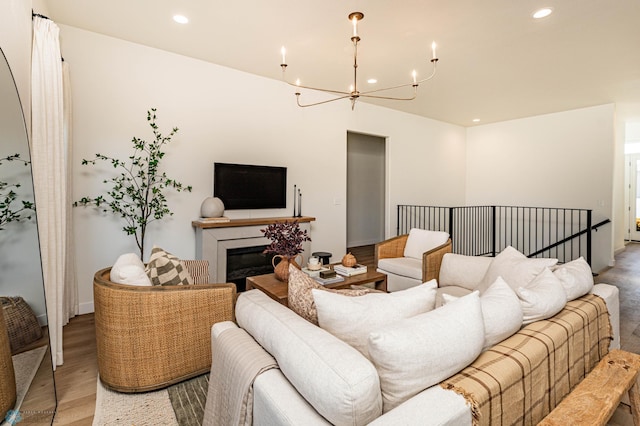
472;118;481;123
533;8;553;19
367;78;377;84
173;14;189;24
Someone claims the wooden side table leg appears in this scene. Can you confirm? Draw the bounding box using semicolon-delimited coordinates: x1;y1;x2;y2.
629;377;640;426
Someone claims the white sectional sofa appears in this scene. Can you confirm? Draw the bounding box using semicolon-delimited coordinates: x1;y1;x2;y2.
204;248;620;425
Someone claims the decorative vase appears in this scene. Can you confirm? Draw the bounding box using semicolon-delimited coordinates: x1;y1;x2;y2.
272;254;302;282
200;197;225;218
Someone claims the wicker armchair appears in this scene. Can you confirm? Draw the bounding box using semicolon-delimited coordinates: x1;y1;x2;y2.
93;260;236;393
0;313;16;420
375;231;452;291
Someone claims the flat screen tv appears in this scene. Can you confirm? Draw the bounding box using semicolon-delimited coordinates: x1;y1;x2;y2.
214;162;287;210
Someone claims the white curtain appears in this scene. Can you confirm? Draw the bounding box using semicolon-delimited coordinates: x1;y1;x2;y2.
31;16;78;368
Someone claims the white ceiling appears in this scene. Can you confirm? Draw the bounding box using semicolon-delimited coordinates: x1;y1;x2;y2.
43;0;640;127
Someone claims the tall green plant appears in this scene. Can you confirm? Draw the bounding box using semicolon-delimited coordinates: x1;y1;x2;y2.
0;154;34;230
74;109;192;258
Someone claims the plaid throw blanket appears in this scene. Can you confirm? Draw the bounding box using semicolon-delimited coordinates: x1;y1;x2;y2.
441;294;612;426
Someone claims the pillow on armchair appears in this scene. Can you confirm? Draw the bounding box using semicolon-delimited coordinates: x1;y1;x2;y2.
146;246;194;286
110;253;152;286
403;228;450;259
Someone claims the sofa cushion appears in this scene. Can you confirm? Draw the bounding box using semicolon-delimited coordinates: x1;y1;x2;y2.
367;291;484;412
444;277;522;350
403;228;450;260
479;246;557;293
110;253;152;286
236;290;382;425
376;257;423;280
517;267;567;324
287;265;369;325
438;253;492;290
553;257;594;301
313;281;437;359
145;245;193;286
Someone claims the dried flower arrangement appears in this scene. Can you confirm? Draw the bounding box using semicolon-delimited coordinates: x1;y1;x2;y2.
261;220;311;257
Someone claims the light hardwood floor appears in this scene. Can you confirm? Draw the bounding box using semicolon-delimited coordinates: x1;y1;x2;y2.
52;314;97;425
51;243;639;425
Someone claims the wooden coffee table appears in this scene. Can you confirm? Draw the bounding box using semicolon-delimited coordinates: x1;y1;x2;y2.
246;266;387;307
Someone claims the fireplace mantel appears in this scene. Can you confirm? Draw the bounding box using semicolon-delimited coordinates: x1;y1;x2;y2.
192;216;315;229
193;216;315;284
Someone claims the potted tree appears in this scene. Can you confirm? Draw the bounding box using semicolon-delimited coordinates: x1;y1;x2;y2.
74;109;191;258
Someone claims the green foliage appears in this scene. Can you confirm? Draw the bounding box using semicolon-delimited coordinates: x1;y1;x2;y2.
0;154;35;230
74;109;192;258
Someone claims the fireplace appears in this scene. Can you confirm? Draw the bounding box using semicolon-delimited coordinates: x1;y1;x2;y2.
226;245;275;292
193;216;314;289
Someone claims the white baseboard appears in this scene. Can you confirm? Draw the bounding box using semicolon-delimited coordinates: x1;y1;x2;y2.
78;301;94;315
347;239;379;248
35;302;94;327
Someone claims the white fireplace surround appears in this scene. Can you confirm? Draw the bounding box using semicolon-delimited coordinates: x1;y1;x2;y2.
194;218;313;283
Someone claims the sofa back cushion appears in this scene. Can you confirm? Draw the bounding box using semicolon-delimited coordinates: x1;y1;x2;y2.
438;253;493;290
553;256;594;301
236;290;382;425
403;228;450;259
367;291;485;412
313;281;438;359
478;246;557;293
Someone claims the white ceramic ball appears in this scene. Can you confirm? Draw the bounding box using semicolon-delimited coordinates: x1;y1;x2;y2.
200;197;225;218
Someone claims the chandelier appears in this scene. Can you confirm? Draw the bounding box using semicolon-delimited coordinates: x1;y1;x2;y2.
280;12;439;110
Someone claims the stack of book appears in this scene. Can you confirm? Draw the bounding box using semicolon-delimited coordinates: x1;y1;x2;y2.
196;216;231;223
333;264;367;277
314;275;345;285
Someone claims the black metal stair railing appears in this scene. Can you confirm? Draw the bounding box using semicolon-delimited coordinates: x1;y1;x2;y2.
397;205;610;265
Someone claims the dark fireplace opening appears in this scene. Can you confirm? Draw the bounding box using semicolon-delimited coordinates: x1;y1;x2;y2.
226;245;275;292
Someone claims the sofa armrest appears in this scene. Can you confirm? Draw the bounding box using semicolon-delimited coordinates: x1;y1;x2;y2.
591;283;620;350
422;239;452;283
375;234;408;264
368;385;471;426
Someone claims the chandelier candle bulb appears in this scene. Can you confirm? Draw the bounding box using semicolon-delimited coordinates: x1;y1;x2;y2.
281;47;286;64
352;16;358;37
412;70;417;85
432;41;437;60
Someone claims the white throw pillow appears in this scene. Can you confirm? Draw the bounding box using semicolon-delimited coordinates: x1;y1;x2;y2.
110;253;152;286
312;281;438;359
367;292;485;412
553;257;594;301
443;277;522;351
439;253;493;290
517;267;567;324
403;228;449;260
479;246;558;293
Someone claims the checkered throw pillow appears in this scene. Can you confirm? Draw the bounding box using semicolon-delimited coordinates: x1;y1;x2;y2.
146;246;194;286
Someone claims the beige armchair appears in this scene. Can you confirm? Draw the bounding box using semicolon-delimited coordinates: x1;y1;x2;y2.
93;260;236;393
375;229;452;292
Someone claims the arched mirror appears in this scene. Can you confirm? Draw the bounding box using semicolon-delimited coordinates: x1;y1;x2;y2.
0;47;56;423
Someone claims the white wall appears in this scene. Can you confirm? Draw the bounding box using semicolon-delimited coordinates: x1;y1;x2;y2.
59;25;467;312
466;104;615;272
0;0;32;123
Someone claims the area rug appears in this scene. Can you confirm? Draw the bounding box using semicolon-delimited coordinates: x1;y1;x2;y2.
12;345;47;411
92;374;209;426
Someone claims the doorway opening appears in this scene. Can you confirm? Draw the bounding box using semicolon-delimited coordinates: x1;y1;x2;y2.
346;132;386;256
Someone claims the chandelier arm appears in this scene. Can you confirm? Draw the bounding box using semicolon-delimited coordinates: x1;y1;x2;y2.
282;74;351;96
360;93;418;101
296;94;353;108
359;65;437;96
